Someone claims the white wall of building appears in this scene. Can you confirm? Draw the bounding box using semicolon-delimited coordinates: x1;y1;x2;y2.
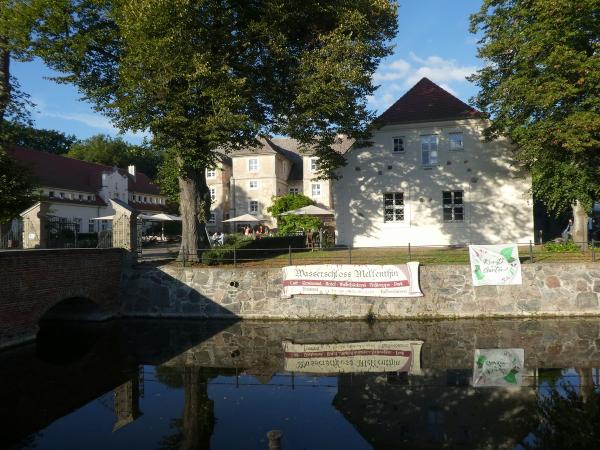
334;119;534;247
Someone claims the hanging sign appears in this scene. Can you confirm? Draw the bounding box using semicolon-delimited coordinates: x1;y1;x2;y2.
283;340;424;375
281;262;422;298
469;244;522;286
472;348;525;387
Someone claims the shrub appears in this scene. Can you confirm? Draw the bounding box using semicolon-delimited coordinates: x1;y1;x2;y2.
200;235;305;265
544;240;581;253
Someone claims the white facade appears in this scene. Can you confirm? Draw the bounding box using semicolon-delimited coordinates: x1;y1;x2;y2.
334;119;534;247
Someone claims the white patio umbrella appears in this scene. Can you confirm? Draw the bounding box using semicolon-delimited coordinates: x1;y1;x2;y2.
140;213;182;239
280;205;334;216
222;213;261;223
91;215;114;220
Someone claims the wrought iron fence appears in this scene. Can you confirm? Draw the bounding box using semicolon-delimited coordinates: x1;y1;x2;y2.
0;220;23;249
168;239;599;267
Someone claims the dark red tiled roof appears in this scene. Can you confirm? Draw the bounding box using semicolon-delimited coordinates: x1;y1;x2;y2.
129;202;165;212
7;145;161;195
377;78;481;125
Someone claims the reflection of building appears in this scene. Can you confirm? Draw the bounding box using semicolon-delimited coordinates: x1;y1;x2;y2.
334;77;534;246
333;368;537;449
112;377;143;432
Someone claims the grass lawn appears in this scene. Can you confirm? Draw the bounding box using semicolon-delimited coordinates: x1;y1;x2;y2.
169;244;598;268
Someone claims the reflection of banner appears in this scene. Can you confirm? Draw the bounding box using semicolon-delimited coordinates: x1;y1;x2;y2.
281;262;422;298
469;245;522;286
282;340;423;375
472;348;524;387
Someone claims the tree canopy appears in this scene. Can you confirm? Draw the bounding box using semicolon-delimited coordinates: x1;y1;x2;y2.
3;121;77;154
7;0;398;260
469;0;600;215
0;147;39;226
267;193;321;234
67;134;162;178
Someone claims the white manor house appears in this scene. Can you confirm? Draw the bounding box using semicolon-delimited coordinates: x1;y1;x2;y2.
333;77;534;247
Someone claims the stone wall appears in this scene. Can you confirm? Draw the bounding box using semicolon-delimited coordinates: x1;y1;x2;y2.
0;248;125;348
121;262;600;319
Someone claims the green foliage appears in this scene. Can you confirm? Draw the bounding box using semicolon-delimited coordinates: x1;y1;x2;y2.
543;240;582;253
2;121;77;154
267;193;321;234
525;383;600;450
67;134;162;178
0;145;39;223
200;235;305;265
470;0;600;214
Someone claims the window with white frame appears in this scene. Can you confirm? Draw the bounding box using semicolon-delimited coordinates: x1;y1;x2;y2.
311;183;321;197
249;200;259;214
248;158;259;172
421;135;439;166
49;191;55;198
310;157;319;172
443;190;464;222
209;187;216;201
383;192;404;222
88;219;95;233
208;213;216;224
289;187;299;194
78;194;83;200
449;132;464;150
249;180;259;190
73;217;82;233
206;168;216;178
59;192;65;199
87;195;94;201
393;137;405;153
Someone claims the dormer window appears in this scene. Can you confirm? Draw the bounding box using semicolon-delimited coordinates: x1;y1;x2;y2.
393;137;405;153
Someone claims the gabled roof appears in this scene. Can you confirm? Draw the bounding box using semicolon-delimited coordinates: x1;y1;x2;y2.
7;145;161;195
377;77;481;125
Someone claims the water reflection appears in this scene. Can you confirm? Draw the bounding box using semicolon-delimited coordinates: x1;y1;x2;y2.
2;318;600;449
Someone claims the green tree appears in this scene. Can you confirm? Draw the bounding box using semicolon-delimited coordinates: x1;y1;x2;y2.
0;147;39;237
267;193;321;234
470;0;600;247
67;134;162;178
12;0;397;261
3;121;77;154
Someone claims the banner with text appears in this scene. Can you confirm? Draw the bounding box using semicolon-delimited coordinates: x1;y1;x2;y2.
472;348;525;387
283;340;424;375
469;244;522;286
281;262;422;298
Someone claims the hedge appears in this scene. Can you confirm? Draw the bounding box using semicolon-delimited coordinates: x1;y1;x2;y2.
201;235;305;265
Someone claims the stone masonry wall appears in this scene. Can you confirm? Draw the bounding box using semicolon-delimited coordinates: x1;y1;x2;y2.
0;248;125;348
121;262;600;319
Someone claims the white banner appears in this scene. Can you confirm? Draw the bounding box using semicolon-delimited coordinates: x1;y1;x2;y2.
283;340;423;375
281;262;422;298
468;244;522;286
472;348;525;387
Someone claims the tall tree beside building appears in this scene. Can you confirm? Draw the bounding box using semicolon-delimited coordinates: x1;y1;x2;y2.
469;0;600;247
11;0;397;261
3;122;78;154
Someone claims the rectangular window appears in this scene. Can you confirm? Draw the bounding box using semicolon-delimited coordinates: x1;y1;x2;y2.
78;194;83;200
209;187;216;201
393;137;405;153
88;219;95;233
249;200;259;214
289;187;299;194
421;135;439;166
87;195;93;201
143;196;147;202
449;132;464;150
310;157;319;172
59;192;65;199
248;158;259;172
73;218;81;233
249;180;259;190
49;191;55;198
208;213;216;224
311;183;321;197
383;192;404;222
443;190;464;222
206;168;216;178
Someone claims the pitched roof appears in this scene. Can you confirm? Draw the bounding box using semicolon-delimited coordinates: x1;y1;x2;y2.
7;145;161;195
376;77;481;125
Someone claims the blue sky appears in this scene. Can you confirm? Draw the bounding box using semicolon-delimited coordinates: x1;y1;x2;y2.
11;0;483;145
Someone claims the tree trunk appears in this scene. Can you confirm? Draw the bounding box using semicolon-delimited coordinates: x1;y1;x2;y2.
0;46;10;122
572;200;588;251
178;164;211;263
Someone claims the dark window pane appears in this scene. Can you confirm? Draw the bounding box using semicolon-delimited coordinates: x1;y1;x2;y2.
443;209;453;221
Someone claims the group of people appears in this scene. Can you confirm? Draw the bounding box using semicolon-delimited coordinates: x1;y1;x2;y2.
243;225;270;239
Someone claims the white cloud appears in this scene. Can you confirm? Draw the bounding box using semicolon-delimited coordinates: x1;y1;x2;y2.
370;52;479;111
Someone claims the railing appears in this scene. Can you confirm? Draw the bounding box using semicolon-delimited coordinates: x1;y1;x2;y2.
163;240;599;267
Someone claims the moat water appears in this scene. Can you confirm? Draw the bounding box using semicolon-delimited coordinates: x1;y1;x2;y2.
3;318;600;449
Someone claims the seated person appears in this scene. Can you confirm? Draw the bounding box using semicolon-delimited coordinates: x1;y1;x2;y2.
211;231;224;246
